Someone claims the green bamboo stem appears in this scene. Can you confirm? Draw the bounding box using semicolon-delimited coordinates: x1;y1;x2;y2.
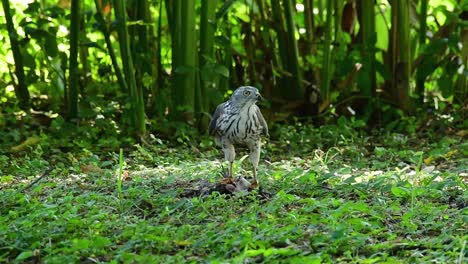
321;0;333;103
455;13;467;106
317;0;324;24
164;0;174;36
172;0;196;120
114;0;146;134
284;0;304;98
271;0;288;97
67;0;80;119
171;0;181;75
244;10;258;86
334;0;343;42
418;0;428;45
150;0;164;116
360;0;376;116
132;0;153;90
271;0;304;100
271;0;286;65
94;0;127;92
396;0;411;111
199;0;217;125
181;0;196;114
218;13;232;94
304;0;315;54
1;0;30;109
416;0;428;104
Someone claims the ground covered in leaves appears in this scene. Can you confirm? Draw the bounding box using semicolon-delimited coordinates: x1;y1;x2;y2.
0;117;467;263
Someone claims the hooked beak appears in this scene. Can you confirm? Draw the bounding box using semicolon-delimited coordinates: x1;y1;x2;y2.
256;93;263;101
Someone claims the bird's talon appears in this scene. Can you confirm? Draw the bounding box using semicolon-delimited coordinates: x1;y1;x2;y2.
250;180;259;189
220;177;235;184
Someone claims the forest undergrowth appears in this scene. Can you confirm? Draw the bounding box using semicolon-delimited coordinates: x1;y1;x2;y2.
0;114;466;263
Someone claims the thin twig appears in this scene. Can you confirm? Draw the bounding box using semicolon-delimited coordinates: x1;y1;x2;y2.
319;184;333;190
21;167;53;192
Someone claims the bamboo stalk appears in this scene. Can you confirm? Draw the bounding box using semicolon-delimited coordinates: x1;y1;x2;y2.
164;0;174;35
133;0;153;92
304;0;315;54
396;0;411;111
360;0;376;116
244;8;258;86
416;0;428;104
1;0;30;109
284;0;304;97
455;13;468;106
171;0;181;77
199;0;217;125
79;4;90;88
271;0;304;100
67;0;80;119
218;13;232;94
418;0;428;45
271;0;288;98
317;0;323;24
94;0;127;92
114;0;146;134
320;0;333;104
150;0;164;116
172;0;196;120
334;0;342;42
181;0;196;114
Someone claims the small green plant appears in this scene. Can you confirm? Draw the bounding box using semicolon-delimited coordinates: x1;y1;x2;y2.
117;148;124;212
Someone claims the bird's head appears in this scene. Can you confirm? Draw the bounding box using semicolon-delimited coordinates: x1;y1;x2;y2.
229;86;263;107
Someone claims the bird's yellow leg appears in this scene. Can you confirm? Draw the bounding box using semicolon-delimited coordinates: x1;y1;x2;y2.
248;142;261;187
229;161;234;179
222;140;235;179
252;167;258;185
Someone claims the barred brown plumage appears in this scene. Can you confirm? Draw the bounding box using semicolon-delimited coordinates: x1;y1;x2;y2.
209;86;268;186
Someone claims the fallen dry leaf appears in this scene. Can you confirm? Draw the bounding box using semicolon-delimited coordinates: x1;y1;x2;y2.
80;164;104;174
122;170;130;181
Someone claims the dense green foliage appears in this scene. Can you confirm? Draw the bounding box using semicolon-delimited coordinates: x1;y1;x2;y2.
0;0;466;130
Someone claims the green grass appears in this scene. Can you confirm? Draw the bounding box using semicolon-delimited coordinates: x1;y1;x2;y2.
0;119;466;263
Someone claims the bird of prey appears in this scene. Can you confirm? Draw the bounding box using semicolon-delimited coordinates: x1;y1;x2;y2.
209;86;268;185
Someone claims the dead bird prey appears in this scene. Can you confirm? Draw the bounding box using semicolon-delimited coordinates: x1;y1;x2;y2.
209;86;268;186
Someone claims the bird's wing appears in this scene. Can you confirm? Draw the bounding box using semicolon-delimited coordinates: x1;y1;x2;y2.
255;107;269;137
209;103;225;135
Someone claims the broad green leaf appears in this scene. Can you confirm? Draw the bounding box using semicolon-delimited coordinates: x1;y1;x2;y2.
72;239;91;250
15;251;34;261
391;186;409;198
2;175;14;183
213;64;229;77
93;236;111;248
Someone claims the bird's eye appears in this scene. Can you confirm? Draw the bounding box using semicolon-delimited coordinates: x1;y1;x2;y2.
243;90;251;96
